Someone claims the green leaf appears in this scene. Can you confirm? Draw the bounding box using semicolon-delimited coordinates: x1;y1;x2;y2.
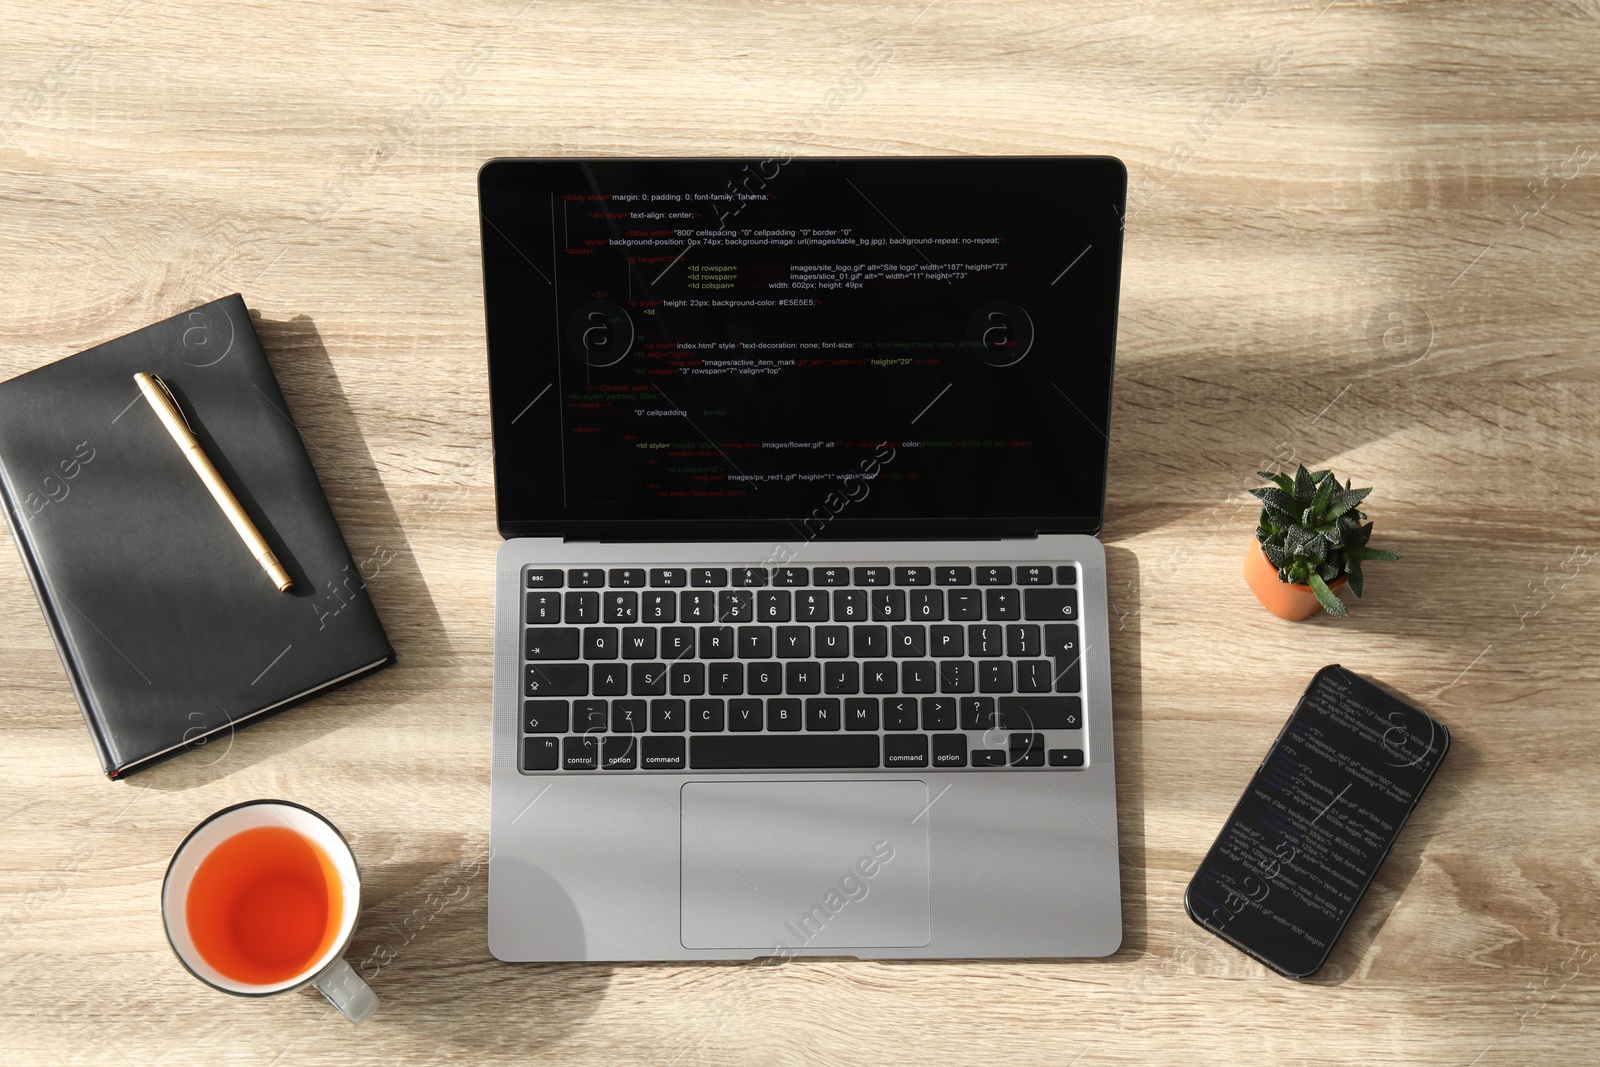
1261;541;1289;569
1346;557;1365;598
1256;471;1294;493
1308;572;1349;617
1324;486;1372;521
1293;464;1315;499
1309;476;1335;519
1348;547;1401;562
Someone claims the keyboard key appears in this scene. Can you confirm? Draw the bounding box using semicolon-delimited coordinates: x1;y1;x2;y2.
948;590;982;620
641;736;686;770
921;697;956;730
642;591;676;623
816;626;849;657
661;627;695;660
978;661;1014;693
1050;748;1086;767
526;569;564;589
884;734;929;768
592;665;628;696
732;567;769;587
795;590;829;622
611;700;645;733
718;591;754;623
1009;732;1045;767
936;566;972;586
574;700;609;732
748;663;782;694
565;591;599;624
669;662;705;695
691;735;879;769
937;660;975;693
1056;564;1078;586
738;626;773;658
971;748;1007;767
814;566;850;587
602;736;637;770
1024;588;1078;621
680;591;715;622
902;661;937;693
583;627;618;660
833;589;868;621
562;736;599;770
774;567;809;586
806;698;841;731
977;566;1012;585
785;662;821;694
622;628;657;659
894;567;931;586
1006;624;1041;658
1017;565;1051;585
699;626;734;659
844;698;880;730
690;568;728;587
892;625;927;658
631;663;668;696
932;733;967;767
525;664;588;697
997;696;1082;730
767;698;802;730
960;696;997;731
823;661;859;694
525;591;562;625
758;590;792;622
609;568;646;588
1018;660;1053;693
709;663;743;695
728;699;763;731
908;589;944;621
523;700;569;733
853;625;888;658
526;627;579;660
651;699;686;732
650;568;687;587
522;736;559;771
969;624;1003;657
854;566;890;586
884;697;919;730
929;625;964;657
985;589;1020;620
776;627;811;658
871;589;907;621
690;698;725;732
570;569;606;588
1044;624;1082;692
863;661;897;693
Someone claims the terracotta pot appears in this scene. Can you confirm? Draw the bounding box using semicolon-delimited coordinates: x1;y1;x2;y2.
1243;541;1349;621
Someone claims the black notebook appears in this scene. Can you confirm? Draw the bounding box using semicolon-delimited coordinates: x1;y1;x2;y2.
0;295;395;777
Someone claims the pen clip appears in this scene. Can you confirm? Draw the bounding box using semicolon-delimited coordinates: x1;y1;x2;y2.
149;374;195;435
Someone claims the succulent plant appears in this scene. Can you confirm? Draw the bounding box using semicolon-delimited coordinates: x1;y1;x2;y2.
1250;464;1400;617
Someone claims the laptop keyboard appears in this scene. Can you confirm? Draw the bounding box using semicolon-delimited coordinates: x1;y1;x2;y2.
518;563;1086;773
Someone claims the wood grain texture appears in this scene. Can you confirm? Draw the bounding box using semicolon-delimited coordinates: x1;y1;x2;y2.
2;1;1597;1063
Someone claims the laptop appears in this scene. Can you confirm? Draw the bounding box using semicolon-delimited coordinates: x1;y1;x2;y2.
479;156;1126;961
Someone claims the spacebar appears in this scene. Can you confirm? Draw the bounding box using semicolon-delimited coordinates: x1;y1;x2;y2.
691;736;880;769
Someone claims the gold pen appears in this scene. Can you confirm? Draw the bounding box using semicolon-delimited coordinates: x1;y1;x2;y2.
133;372;294;592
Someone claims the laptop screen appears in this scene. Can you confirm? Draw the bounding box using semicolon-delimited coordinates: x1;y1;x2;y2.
480;157;1125;540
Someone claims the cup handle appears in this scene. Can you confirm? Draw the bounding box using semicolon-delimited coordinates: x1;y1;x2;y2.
314;958;377;1023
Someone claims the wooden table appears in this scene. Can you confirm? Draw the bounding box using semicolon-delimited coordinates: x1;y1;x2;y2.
2;2;1595;1063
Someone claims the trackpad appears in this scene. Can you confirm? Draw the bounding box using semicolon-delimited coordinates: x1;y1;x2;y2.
680;781;932;951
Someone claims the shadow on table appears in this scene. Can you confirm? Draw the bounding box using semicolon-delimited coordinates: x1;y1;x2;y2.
132;312;450;791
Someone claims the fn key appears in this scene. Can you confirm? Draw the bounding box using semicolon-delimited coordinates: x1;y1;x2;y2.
522;736;559;771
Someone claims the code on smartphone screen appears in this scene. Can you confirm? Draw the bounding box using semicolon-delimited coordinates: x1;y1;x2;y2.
1185;664;1448;978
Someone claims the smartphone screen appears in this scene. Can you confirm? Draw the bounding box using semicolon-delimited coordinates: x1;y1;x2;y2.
1184;664;1449;979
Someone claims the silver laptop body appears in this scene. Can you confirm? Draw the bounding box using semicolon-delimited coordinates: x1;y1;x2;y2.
480;157;1126;961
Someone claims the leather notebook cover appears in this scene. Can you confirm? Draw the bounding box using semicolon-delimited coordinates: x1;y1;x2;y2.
0;294;395;777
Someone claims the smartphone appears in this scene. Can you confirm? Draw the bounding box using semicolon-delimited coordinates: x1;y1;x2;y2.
1184;664;1449;979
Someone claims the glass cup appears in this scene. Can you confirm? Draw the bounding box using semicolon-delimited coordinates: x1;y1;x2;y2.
162;800;377;1022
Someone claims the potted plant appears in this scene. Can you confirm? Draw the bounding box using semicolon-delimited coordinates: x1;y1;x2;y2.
1244;464;1400;620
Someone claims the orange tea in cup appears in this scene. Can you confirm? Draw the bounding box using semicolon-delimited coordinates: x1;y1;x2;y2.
185;825;346;985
